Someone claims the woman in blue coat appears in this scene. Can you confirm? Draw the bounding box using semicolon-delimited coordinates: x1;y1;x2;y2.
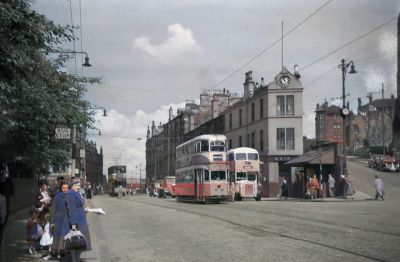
65;179;91;261
50;182;70;255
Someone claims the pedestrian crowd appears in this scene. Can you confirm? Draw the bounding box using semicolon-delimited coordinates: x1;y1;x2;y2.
280;170;385;200
24;176;92;261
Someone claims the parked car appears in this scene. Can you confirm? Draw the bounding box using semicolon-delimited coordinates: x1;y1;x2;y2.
375;155;397;171
368;154;382;168
381;162;396;172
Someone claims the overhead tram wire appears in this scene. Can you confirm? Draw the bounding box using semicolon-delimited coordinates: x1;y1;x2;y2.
299;16;397;71
303;53;396;89
209;0;334;90
303;54;396;89
69;0;78;74
79;0;84;76
303;66;337;88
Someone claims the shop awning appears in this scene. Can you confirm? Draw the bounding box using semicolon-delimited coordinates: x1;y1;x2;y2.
284;147;335;166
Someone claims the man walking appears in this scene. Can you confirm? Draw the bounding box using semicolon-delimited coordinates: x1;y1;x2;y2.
374;175;384;200
281;179;288;199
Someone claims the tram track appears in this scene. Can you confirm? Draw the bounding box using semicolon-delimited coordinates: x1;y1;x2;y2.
219;202;400;237
124;197;388;262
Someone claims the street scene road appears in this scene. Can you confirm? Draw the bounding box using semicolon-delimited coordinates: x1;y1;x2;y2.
2;2;400;262
79;159;400;262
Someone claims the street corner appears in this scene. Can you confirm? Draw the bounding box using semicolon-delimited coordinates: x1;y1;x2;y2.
1;219;47;262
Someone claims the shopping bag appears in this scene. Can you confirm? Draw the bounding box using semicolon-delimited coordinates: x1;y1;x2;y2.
64;229;88;250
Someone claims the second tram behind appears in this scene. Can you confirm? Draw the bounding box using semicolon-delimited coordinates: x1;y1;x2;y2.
228;147;262;201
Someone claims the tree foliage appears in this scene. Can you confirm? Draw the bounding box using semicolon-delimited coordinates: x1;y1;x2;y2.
303;136;316;153
0;0;97;174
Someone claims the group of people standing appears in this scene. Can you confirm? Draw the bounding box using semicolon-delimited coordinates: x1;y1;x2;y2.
25;177;91;261
281;172;385;201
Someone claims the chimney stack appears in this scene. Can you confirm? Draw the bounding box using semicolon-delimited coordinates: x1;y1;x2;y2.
357;97;362;112
151;121;155;136
243;71;255;98
168;106;173;121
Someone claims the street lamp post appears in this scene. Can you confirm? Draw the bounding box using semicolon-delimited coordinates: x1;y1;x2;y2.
139;163;142;194
338;59;357;176
42;50;92;67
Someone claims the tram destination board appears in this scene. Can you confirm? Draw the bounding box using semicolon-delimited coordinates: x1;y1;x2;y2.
116;174;124;181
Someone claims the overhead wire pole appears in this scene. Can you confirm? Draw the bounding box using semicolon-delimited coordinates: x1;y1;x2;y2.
382;83;385;156
281;21;284;70
209;0;333;90
68;0;78;74
79;0;84;76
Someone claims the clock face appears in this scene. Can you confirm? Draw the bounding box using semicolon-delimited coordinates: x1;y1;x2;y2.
278;75;290;88
342;108;350;116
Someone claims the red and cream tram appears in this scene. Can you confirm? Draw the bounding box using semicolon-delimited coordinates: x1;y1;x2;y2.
175;134;230;203
228;147;262;201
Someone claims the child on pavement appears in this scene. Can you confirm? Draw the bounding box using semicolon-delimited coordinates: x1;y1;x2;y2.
25;209;41;254
40;212;53;260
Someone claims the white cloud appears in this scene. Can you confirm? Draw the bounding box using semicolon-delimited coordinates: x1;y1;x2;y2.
304;112;316;139
132;23;201;63
363;69;386;93
378;31;396;57
90;102;185;178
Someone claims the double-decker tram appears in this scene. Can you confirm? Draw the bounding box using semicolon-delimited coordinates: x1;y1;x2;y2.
228;147;262;201
175;134;230;203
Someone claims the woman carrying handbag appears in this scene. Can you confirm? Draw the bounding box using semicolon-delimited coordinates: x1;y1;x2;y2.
64;179;91;262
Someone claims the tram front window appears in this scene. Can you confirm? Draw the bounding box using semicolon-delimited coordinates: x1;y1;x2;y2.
210;141;225;152
201;140;209;152
247;172;257;181
204;170;210;181
236;153;247;160
248;153;258;160
211;171;226;180
236;172;246;181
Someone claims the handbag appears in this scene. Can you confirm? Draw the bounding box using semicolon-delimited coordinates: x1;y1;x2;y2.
63;198;87;250
64;229;88;250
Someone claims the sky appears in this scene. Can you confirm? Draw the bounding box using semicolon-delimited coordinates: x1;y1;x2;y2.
33;0;399;178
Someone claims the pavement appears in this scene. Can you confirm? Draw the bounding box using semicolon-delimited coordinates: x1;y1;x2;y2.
0;199;98;262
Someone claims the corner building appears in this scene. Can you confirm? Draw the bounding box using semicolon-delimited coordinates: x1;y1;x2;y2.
223;69;303;197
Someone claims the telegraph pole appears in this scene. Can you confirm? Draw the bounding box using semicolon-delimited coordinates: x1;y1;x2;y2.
382;83;385;156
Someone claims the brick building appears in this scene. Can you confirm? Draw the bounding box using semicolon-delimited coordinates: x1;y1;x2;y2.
85;141;104;186
315;102;348;145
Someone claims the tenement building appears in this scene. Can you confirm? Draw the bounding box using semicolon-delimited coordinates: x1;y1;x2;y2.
223;69;303;197
146;90;239;183
85;141;104;187
356;94;397;153
315;102;348;145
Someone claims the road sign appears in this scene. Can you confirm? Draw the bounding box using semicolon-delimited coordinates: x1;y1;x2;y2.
55;128;71;139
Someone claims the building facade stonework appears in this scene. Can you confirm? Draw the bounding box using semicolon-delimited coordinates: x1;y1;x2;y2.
224;69;303;197
145;69;304;197
85;141;104;186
